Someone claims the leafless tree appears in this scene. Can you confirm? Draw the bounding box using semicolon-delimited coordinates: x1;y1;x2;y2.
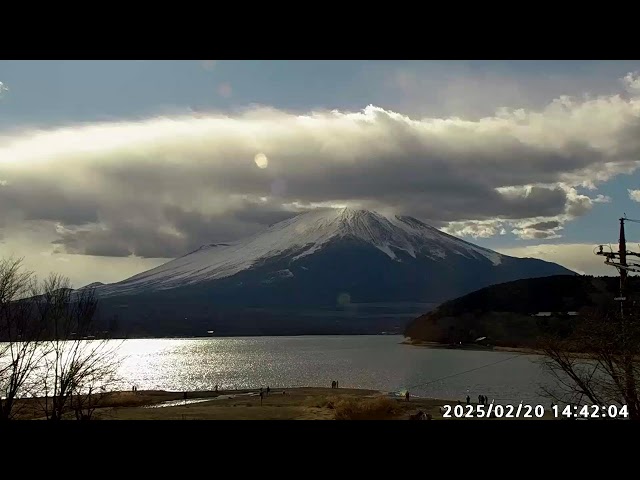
0;258;48;420
33;274;121;420
70;384;115;420
538;300;640;420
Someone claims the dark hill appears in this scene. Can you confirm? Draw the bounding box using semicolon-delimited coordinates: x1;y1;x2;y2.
404;275;634;347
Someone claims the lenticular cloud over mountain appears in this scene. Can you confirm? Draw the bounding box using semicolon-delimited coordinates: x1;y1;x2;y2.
2;89;640;259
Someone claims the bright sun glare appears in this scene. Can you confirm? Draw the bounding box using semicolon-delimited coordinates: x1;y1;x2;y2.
254;152;269;169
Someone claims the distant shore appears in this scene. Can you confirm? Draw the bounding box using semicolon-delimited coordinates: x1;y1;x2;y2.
80;333;406;340
400;338;543;355
13;387;556;420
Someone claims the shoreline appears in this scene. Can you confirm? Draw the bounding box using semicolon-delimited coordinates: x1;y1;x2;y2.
64;333;407;341
400;339;543;355
400;339;615;361
12;387;558;420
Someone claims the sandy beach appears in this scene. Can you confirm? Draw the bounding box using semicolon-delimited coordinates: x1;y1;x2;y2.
10;387;557;420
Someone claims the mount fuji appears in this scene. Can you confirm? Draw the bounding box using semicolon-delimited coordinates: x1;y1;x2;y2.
92;208;575;336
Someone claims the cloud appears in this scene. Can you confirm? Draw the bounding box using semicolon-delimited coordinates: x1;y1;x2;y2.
623;72;640;94
525;220;561;230
629;189;640;202
0;222;167;288
442;220;505;239
1;79;639;257
443;218;565;240
497;243;638;276
51;199;299;258
593;194;611;203
0;81;7;99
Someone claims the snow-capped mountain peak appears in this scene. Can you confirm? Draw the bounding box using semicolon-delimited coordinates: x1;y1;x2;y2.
99;207;503;295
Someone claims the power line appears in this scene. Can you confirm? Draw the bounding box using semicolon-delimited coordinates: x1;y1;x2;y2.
403;353;526;392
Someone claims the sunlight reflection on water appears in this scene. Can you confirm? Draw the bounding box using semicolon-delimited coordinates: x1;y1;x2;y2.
112;336;552;405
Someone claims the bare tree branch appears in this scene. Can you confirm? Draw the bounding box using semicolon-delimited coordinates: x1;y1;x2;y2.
538;300;640;419
31;276;122;420
0;257;49;420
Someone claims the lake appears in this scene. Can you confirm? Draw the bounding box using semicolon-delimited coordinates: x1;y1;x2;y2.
115;335;553;405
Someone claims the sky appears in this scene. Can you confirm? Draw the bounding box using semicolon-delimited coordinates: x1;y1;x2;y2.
2;60;640;287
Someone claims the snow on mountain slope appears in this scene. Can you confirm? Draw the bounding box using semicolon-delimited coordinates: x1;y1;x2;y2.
99;208;504;295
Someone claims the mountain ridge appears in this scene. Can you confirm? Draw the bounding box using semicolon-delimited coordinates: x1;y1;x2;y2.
98;207;553;296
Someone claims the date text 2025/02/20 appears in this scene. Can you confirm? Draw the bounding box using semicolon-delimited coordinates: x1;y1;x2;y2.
442;403;630;419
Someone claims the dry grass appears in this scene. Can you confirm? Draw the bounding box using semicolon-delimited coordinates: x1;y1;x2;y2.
305;395;339;409
333;396;399;420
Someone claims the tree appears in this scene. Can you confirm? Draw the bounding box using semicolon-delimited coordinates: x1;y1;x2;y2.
70;384;114;421
0;258;47;420
538;299;640;420
34;274;121;421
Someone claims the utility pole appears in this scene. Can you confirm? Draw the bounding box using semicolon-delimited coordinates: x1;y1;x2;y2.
595;216;640;419
595;216;640;315
595;217;640;298
619;217;628;317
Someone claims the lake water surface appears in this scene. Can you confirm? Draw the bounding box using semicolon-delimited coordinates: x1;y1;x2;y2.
116;335;553;405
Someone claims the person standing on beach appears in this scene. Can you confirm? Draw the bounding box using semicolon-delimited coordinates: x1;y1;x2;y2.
466;395;470;405
336;381;339;389
259;390;264;406
267;386;270;396
331;381;336;389
405;391;410;402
